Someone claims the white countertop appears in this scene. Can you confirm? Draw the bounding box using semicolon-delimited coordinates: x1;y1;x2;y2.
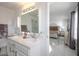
8;36;41;49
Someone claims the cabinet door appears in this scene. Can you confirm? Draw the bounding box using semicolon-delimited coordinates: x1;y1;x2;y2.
0;39;7;56
15;43;28;56
0;47;7;56
16;50;25;56
9;47;16;56
7;41;16;56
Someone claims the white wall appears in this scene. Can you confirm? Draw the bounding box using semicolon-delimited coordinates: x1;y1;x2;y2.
36;2;49;56
0;6;18;35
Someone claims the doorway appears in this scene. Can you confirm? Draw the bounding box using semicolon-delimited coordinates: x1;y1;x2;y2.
49;2;77;56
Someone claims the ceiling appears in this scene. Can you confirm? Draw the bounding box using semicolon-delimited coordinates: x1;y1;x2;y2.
0;2;35;10
50;2;78;21
0;2;77;20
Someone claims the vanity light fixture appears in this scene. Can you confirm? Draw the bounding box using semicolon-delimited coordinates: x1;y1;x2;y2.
22;2;35;10
21;3;36;15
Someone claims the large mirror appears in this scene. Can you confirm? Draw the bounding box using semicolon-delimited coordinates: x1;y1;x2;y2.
21;9;38;33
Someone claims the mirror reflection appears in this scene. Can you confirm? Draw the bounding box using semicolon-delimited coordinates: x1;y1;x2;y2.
21;9;38;33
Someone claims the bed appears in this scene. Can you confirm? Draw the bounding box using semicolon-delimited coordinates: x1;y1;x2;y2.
50;26;60;38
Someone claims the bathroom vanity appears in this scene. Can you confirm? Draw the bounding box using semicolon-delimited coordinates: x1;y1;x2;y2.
7;35;43;56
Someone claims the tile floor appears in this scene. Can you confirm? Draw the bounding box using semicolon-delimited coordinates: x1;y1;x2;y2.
49;37;76;56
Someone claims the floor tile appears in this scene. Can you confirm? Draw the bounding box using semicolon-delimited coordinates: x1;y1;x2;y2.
49;37;76;56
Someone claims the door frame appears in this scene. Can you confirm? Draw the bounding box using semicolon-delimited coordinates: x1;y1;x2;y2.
77;2;79;56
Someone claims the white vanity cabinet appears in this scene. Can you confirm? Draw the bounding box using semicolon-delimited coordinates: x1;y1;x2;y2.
7;39;29;56
7;36;41;56
7;37;43;56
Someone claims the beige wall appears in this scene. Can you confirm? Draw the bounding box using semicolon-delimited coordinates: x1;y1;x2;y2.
0;6;18;35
